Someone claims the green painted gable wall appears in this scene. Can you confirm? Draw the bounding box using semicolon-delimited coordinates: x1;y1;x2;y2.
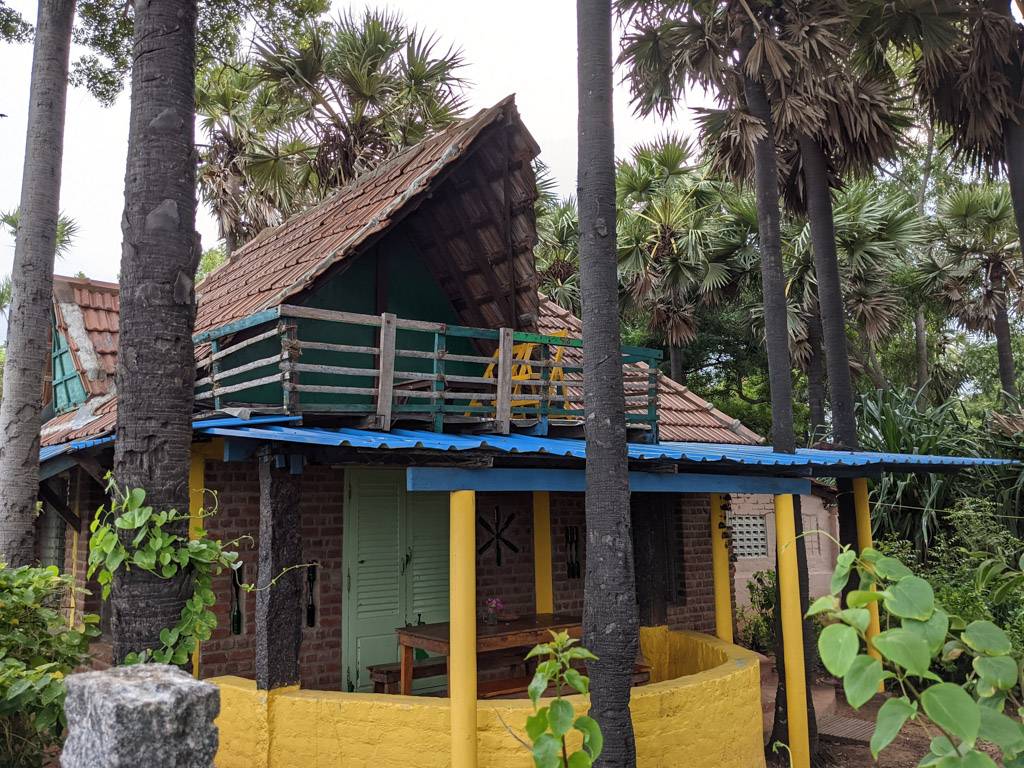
209;226;481;410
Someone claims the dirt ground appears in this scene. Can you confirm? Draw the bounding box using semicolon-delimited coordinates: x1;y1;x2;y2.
810;696;1003;768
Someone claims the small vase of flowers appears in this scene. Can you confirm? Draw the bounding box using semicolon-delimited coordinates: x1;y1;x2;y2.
483;597;504;625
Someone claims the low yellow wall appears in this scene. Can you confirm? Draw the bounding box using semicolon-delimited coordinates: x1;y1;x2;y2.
211;629;764;768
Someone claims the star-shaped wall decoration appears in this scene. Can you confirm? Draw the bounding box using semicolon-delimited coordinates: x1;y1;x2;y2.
478;507;519;567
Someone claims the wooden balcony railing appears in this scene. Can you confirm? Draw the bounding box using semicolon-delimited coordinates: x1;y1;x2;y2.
193;305;662;439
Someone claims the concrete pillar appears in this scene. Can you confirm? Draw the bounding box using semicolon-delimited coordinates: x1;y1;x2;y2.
61;665;219;768
532;491;553;615
710;493;734;644
775;493;810;768
255;455;303;691
449;490;477;768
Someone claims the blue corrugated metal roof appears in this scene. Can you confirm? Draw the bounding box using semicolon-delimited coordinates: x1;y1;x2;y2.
193;425;1016;474
39;435;116;464
38;415;302;464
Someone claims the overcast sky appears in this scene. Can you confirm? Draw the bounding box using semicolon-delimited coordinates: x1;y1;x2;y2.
0;1;710;283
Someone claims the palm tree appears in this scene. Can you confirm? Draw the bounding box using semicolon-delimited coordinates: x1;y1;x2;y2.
1;208;80;257
919;184;1022;402
197;10;467;253
112;0;200;663
535;197;582;314
0;0;76;568
578;0;637;764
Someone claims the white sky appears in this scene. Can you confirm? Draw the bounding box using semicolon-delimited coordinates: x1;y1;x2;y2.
0;0;711;284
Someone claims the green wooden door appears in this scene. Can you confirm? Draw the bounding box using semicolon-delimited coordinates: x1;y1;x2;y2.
343;470;449;692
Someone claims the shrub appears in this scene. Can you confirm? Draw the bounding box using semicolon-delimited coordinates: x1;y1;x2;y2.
813;545;1024;766
737;570;777;653
878;498;1024;664
0;563;98;768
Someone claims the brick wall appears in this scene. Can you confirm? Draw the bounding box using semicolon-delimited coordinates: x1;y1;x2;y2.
199;461;345;691
549;492;721;635
475;492;534;618
60;461;726;688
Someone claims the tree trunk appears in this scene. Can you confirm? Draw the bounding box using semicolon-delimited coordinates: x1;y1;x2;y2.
111;0;201;663
806;310;826;444
913;119;934;397
798;135;857;450
1003;111;1024;268
0;0;76;566
743;73;795;454
993;287;1018;403
744;51;818;764
669;345;684;384
914;308;929;394
577;2;637;764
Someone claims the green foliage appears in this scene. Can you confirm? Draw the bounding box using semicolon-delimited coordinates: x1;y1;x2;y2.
522;631;603;768
0;564;99;768
814;542;1024;765
197;246;227;283
736;570;777;653
87;476;246;665
70;0;328;105
857;389;995;550
0;0;30;43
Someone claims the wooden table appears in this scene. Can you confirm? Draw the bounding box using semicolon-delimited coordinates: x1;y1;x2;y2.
394;613;582;695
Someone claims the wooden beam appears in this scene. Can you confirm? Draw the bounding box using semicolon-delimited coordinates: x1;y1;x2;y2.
39;481;81;530
376;312;397;431
494;328;513;434
407;467;811;494
255;454;303;691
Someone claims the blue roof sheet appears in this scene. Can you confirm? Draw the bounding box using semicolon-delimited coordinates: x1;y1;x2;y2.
38;415;302;464
194;425;1016;474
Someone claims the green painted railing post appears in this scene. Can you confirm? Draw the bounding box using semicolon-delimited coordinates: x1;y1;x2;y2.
432;328;446;433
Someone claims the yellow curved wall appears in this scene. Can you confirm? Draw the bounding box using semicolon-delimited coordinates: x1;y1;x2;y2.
211;629;764;768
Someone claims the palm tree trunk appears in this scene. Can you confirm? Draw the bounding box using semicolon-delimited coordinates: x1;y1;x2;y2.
743;73;795;454
914;308;929;394
744;52;819;765
993;289;1018;403
112;0;201;663
797;135;857;450
913;119;934;397
577;2;637;765
806;310;826;443
0;0;75;567
669;345;684;384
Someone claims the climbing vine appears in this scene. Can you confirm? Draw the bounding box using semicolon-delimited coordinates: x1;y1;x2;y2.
87;475;249;665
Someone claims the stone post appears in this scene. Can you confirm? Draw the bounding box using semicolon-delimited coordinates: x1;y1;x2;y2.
61;665;219;768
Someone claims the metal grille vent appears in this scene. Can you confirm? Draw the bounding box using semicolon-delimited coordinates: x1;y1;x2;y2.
728;514;769;559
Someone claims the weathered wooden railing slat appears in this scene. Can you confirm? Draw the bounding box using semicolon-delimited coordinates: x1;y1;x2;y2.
193;305;662;439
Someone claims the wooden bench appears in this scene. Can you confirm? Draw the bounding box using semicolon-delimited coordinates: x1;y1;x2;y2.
369;650;530;694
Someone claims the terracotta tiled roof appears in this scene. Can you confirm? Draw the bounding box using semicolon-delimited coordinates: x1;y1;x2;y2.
40;394;117;447
538;299;763;445
195;95;537;336
52;274;119;396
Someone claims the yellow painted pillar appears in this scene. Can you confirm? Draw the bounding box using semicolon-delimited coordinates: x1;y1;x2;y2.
188;448;206;678
710;493;734;644
775;494;810;768
532;491;553;615
450;490;477;768
852;478;882;660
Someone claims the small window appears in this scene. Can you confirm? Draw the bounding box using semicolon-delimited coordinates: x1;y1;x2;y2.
728;514;769;559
